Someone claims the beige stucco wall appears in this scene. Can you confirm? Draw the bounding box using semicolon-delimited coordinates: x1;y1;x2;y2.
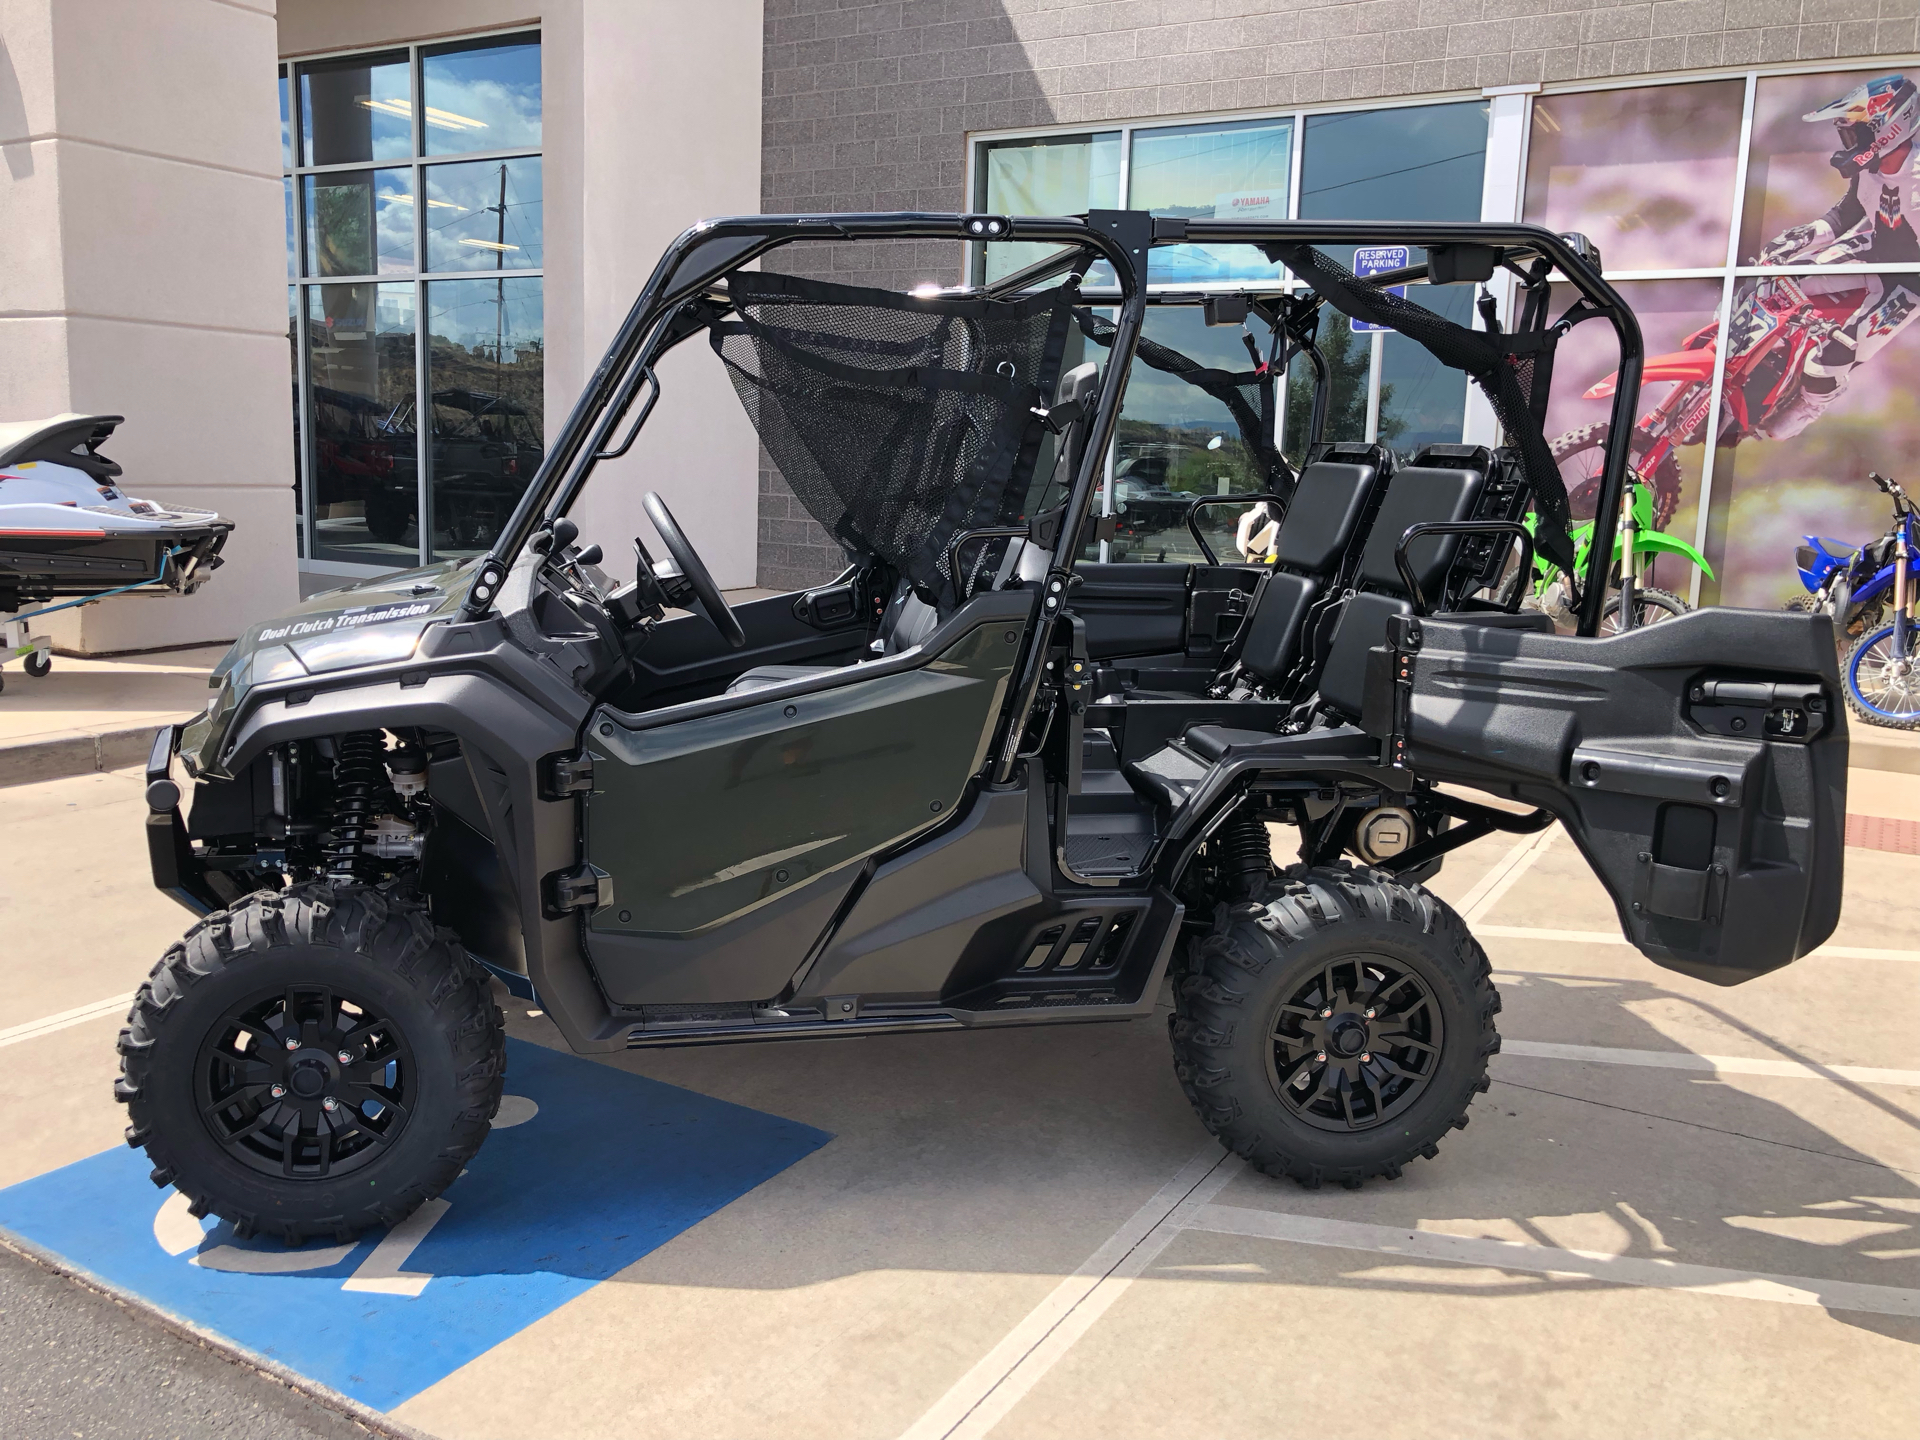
280;0;765;590
0;0;298;652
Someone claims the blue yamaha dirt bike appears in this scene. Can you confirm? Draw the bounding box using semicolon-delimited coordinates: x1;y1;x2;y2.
1795;472;1919;728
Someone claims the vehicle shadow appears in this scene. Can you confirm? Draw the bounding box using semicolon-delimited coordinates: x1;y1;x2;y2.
446;964;1919;1347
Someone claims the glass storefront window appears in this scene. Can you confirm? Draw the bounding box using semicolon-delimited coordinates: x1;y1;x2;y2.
1377;286;1474;452
1542;278;1724;594
976;132;1121;283
285;35;543;572
303;168;415;277
1741;69;1912;267
425;278;545;557
1524;81;1745;272
1106;307;1279;564
1299;101;1489;228
304;283;418;566
422;35;541;155
1129;118;1290;285
284;178;297;279
300;52;412;167
424;157;543;271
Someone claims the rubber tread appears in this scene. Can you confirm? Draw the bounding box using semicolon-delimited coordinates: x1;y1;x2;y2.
114;883;505;1243
1168;861;1498;1190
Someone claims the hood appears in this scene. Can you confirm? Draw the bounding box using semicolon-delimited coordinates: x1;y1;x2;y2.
182;558;476;778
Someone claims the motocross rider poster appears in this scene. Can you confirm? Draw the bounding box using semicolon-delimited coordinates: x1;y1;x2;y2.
1525;71;1920;608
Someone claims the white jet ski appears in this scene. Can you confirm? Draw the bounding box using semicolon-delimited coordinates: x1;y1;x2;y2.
0;414;233;686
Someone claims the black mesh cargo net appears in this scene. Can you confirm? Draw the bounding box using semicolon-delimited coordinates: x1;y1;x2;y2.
1071;309;1294;502
1268;243;1578;575
710;270;1077;606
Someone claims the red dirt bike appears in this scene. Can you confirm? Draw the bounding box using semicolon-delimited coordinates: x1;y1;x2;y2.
1550;274;1860;527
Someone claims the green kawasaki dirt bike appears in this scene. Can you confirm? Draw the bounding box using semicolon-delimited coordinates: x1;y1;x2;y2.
1517;474;1714;632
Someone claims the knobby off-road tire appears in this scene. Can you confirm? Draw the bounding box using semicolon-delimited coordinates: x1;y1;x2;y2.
115;884;505;1244
1600;586;1689;633
1169;863;1499;1189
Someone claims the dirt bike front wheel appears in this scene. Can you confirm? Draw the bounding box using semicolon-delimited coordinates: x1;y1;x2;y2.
1846;623;1920;729
1549;422;1684;529
1600;587;1690;634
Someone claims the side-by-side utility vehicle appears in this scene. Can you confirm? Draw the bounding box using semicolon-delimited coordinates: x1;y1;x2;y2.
119;213;1847;1241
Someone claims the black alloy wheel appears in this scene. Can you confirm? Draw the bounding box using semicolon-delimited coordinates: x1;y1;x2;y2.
118;883;505;1243
1264;953;1442;1132
1169;862;1499;1190
195;984;415;1182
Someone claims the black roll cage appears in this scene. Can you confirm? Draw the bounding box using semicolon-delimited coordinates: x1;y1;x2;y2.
456;210;1643;648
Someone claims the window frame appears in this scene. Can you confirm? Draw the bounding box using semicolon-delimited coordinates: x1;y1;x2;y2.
283;27;543;575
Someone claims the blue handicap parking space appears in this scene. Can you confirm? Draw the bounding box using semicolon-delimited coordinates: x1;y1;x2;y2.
0;1039;830;1411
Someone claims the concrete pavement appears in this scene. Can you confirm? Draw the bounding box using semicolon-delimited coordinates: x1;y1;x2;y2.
0;762;1913;1438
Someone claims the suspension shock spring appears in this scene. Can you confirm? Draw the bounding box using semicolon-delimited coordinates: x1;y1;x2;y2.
1216;805;1273;900
327;730;386;878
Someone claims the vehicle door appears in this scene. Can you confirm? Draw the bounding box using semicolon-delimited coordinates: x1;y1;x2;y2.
576;590;1036;1007
1391;608;1846;985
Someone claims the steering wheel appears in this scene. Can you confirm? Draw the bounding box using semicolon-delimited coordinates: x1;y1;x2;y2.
643;492;746;649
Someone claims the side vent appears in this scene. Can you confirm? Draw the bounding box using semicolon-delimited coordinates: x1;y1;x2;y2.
1021;927;1064;970
1055;918;1104;970
1086;912;1135;971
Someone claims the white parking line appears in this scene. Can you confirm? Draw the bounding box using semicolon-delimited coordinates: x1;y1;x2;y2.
898;1145;1239;1440
1480;925;1920;963
0;994;131;1049
1457;827;1557;925
1184;1203;1920;1318
1498;1039;1920;1088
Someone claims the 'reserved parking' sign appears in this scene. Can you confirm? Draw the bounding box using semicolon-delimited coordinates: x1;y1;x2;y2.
1351;245;1409;332
0;1039;830;1411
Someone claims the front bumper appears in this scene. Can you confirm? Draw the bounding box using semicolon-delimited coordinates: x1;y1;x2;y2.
144;724;218;915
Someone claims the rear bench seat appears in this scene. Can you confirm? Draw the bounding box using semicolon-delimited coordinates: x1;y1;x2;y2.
1121;445;1388;702
1120;447;1539;814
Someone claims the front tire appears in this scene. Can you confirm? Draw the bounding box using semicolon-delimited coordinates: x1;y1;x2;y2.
115;884;505;1243
1169;863;1499;1189
24;650;50;678
1845;623;1920;729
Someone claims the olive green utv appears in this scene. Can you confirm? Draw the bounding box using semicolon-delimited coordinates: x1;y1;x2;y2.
120;211;1847;1242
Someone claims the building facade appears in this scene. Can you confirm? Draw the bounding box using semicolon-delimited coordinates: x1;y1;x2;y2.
5;1;1916;648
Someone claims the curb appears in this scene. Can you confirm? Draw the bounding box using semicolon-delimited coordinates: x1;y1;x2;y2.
0;1228;435;1440
0;722;180;789
1852;729;1920;776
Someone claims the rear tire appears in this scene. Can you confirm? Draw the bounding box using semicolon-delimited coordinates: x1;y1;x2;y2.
115;883;505;1243
1169;863;1498;1189
1600;587;1689;633
1549;422;1683;528
24;651;50;678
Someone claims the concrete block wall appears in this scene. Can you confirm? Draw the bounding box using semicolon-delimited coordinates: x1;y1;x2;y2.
755;0;1918;592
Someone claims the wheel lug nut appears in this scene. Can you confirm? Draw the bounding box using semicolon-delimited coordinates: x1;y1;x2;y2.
337;1051;353;1064
1316;1051;1327;1062
285;1036;299;1050
1360;1053;1372;1063
1364;1008;1376;1019
321;1096;338;1112
270;1084;286;1098
1319;1008;1332;1018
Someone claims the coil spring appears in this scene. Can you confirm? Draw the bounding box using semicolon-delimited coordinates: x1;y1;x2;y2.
1216;806;1273;900
326;730;385;878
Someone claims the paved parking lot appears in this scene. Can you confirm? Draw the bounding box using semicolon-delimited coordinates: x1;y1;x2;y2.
0;763;1914;1439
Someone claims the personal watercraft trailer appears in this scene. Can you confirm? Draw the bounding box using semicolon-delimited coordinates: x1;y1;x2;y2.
125;212;1847;1240
0;414;232;686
